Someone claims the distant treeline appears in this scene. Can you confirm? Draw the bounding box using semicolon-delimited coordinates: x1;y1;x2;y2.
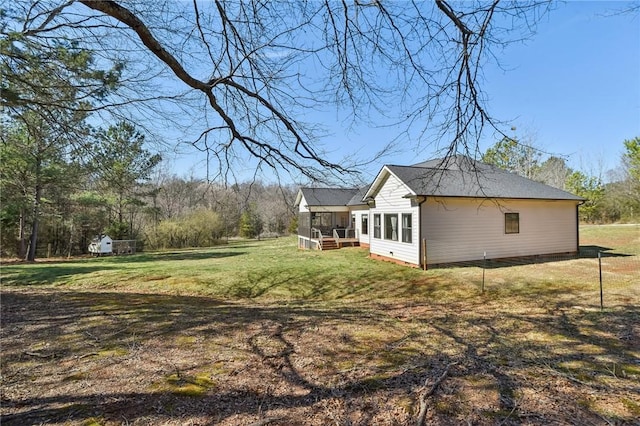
482;136;640;224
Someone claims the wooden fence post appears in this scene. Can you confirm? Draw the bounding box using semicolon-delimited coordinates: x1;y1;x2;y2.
482;251;486;294
598;251;603;311
422;239;427;271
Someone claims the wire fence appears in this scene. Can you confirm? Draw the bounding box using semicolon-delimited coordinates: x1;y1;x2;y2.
443;247;639;309
584;248;639;309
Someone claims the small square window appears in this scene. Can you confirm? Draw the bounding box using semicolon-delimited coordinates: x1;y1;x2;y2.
505;213;519;234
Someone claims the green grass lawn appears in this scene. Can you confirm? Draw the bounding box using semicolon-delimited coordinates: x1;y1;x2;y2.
1;225;638;426
3;224;638;304
580;223;640;255
2;236;458;301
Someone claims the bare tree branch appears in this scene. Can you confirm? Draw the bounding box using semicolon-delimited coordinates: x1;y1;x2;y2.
4;0;555;183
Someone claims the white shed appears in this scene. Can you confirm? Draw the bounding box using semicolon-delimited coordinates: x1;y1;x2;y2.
88;235;113;256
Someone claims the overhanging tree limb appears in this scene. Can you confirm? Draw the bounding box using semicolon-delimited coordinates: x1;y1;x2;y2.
78;0;347;180
7;0;555;182
78;1;207;92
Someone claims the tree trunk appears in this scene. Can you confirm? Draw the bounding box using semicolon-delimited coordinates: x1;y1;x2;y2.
118;193;124;227
68;222;74;258
26;183;42;261
18;208;26;259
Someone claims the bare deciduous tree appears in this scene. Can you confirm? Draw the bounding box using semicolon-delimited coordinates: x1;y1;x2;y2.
4;0;554;182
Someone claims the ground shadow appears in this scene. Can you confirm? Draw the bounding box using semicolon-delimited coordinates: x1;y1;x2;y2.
431;244;634;270
1;264;120;286
2;289;638;425
112;250;247;263
579;245;633;258
1;251;247;286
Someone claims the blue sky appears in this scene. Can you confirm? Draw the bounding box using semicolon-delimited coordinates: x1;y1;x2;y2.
171;1;640;184
481;1;640;178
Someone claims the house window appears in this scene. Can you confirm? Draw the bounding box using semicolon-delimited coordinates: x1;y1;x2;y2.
361;214;369;235
351;214;356;230
505;213;519;234
373;214;381;238
384;214;398;241
402;213;412;243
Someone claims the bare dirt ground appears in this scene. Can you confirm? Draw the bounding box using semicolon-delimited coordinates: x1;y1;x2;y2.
2;285;639;425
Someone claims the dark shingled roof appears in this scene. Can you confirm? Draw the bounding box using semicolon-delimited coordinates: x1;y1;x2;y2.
384;155;585;201
347;187;369;206
298;187;361;206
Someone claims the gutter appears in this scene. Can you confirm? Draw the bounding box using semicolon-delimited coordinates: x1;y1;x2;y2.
418;196;428;270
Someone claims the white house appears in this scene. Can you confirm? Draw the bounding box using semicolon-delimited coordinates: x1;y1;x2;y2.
295;155;585;267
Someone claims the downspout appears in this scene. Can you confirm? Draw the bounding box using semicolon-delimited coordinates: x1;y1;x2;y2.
417;196;428;270
577;200;585;255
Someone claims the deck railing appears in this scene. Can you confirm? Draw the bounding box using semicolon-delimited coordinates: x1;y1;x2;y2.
333;228;356;239
311;227;323;240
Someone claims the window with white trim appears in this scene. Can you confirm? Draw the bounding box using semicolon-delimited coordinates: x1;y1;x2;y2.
401;213;412;243
373;214;381;238
361;214;369;235
384;214;398;241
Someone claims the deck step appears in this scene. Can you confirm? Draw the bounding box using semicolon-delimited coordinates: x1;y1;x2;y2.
318;238;360;250
320;239;338;250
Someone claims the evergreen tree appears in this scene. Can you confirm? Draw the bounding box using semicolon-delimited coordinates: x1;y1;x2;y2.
239;204;263;239
91;122;161;239
1;28;121;259
622;137;640;184
0;116;81;259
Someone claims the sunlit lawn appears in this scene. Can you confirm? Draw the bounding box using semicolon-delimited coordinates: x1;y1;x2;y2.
3;224;638;306
1;225;638;425
2;236;463;302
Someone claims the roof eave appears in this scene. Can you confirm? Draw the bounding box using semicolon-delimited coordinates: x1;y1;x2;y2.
363;165;417;200
417;194;586;202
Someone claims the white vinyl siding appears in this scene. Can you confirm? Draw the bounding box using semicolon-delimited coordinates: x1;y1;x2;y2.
298;195;310;212
349;206;370;244
369;173;420;265
422;197;578;264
